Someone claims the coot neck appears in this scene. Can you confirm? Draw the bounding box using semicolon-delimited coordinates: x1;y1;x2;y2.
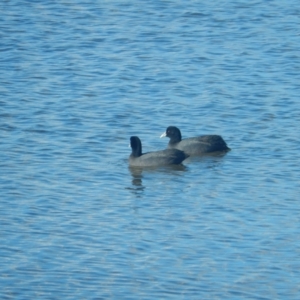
169;133;182;145
131;143;142;157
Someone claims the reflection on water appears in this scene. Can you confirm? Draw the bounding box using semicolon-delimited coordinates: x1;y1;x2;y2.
127;164;188;195
129;166;144;192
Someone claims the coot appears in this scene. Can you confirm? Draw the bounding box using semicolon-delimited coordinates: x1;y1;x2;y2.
160;126;230;155
129;136;188;167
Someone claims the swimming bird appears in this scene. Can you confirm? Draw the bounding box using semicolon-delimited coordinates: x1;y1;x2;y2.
129;136;189;167
160;126;230;156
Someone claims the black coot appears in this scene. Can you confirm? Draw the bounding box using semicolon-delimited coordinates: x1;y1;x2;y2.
160;126;230;155
129;136;188;167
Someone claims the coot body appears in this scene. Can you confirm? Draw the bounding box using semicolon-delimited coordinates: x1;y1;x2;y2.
129;136;188;167
160;126;230;156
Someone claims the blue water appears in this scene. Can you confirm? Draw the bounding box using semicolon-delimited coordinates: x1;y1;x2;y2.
1;0;300;299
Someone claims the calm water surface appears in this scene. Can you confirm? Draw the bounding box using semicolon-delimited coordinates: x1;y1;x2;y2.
1;0;300;299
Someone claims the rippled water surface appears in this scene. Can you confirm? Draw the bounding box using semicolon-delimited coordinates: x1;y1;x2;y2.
1;0;300;299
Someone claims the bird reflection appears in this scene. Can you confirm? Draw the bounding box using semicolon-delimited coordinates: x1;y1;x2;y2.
130;168;144;187
127;164;188;196
126;166;145;197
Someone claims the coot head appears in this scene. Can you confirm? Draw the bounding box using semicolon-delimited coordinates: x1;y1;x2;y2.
160;126;182;144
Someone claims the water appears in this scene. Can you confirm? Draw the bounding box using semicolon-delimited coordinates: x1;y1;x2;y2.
1;0;300;299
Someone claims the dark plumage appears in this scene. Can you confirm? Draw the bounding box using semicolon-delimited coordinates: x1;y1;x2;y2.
129;136;189;167
160;126;230;155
